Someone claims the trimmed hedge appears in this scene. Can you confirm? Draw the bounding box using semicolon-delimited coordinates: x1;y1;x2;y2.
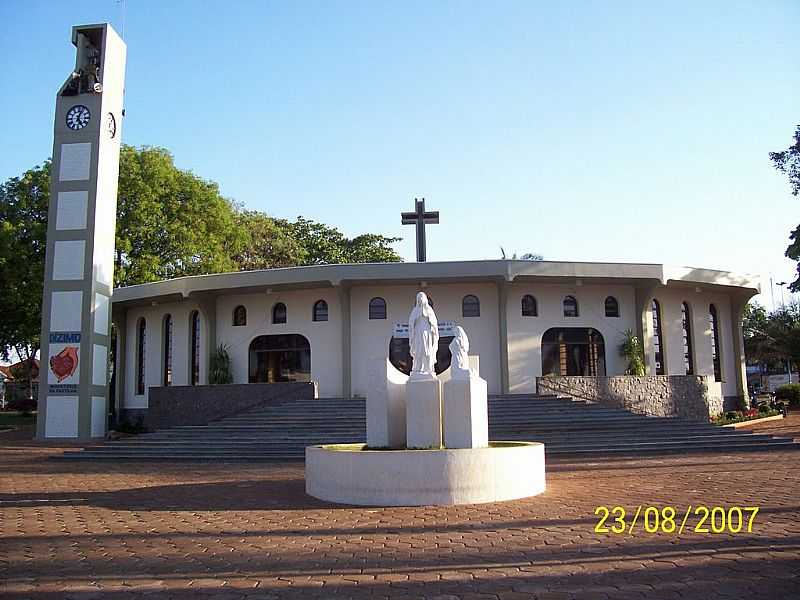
775;384;800;406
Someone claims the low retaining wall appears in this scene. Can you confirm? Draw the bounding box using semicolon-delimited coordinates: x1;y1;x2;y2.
536;375;723;421
120;382;316;430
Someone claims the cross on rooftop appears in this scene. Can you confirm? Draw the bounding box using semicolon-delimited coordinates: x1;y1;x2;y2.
401;198;439;262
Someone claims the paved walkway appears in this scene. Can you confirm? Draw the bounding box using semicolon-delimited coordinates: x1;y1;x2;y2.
1;418;799;599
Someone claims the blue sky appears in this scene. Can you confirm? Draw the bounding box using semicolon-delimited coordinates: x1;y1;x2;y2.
2;0;799;310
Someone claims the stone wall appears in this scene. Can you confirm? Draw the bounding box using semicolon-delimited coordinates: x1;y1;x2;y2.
119;382;316;430
536;375;723;421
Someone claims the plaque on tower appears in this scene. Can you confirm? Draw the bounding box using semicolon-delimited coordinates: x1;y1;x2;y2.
37;24;126;440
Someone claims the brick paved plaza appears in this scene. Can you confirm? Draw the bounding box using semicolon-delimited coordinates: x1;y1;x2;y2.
1;417;799;600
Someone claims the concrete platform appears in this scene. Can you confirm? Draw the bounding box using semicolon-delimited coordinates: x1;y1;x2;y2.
305;441;545;506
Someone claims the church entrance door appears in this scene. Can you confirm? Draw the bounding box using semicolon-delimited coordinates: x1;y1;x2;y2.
248;334;311;383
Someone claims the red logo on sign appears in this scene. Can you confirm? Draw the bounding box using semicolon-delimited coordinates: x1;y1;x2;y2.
50;346;79;382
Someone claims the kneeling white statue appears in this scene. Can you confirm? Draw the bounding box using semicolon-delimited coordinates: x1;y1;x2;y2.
443;325;488;449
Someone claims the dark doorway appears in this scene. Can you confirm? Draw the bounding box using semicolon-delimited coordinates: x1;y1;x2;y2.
249;334;311;383
388;336;454;376
541;328;606;376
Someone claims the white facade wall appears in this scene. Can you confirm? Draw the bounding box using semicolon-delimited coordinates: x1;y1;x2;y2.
120;279;742;403
652;287;737;397
123;301;207;408
507;283;637;393
216;288;343;397
350;283;501;395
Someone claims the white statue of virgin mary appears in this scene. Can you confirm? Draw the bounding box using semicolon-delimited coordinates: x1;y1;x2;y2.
408;291;439;376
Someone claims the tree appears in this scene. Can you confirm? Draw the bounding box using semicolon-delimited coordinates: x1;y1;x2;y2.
0;161;49;393
232;211;306;270
115;146;245;286
743;301;800;372
284;217;402;265
769;125;800;290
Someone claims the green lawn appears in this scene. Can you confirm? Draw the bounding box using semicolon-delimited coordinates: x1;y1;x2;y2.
0;411;36;430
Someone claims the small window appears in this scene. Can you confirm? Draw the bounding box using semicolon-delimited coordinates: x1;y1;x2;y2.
604;296;620;318
462;295;480;317
521;295;538;317
272;302;287;324
233;305;247;326
563;295;579;318
369;297;387;320
136;317;146;395
313;299;328;322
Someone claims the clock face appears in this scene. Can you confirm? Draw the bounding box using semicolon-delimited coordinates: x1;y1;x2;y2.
66;105;91;130
105;112;116;138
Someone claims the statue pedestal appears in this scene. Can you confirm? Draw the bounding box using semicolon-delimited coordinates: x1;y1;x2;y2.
405;373;442;449
443;374;488;449
367;358;407;448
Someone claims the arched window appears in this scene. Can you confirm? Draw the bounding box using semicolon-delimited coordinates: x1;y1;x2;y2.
136;317;146;395
313;300;328;322
162;314;173;386
563;295;579;318
190;310;201;385
681;302;694;375
462;294;480;317
521;295;538;317
232;305;247;326
652;299;665;375
604;296;620;318
710;304;722;382
272;302;287;324
369;297;387;320
541;328;606;376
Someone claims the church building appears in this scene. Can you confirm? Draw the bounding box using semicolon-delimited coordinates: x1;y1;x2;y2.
110;259;758;414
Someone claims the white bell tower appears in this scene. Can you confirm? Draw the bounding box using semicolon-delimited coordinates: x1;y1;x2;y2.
37;24;126;439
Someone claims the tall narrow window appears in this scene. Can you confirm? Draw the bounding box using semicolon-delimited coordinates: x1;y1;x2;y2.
462;294;480;317
272;302;287;324
162;314;173;386
604;296;620;318
233;305;247;326
652;299;665;375
681;302;694;375
521;295;538;317
709;304;722;382
136;317;146;395
313;300;328;322
563;295;579;318
369;297;387;320
190;310;200;385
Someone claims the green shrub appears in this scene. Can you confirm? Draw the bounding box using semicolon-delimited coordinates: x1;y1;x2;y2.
775;384;800;406
758;404;770;414
619;329;645;376
209;344;234;384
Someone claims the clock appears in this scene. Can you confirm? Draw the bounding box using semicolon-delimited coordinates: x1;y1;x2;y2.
66;105;91;130
105;112;116;138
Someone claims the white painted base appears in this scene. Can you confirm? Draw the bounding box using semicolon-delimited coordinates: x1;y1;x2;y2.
443;374;488;449
367;358;408;448
405;374;442;449
306;442;546;506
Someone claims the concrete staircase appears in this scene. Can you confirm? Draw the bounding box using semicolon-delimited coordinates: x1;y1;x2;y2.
58;394;800;460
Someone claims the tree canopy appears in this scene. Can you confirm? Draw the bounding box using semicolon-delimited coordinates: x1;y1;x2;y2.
0;145;402;360
743;301;800;371
769;125;800;291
